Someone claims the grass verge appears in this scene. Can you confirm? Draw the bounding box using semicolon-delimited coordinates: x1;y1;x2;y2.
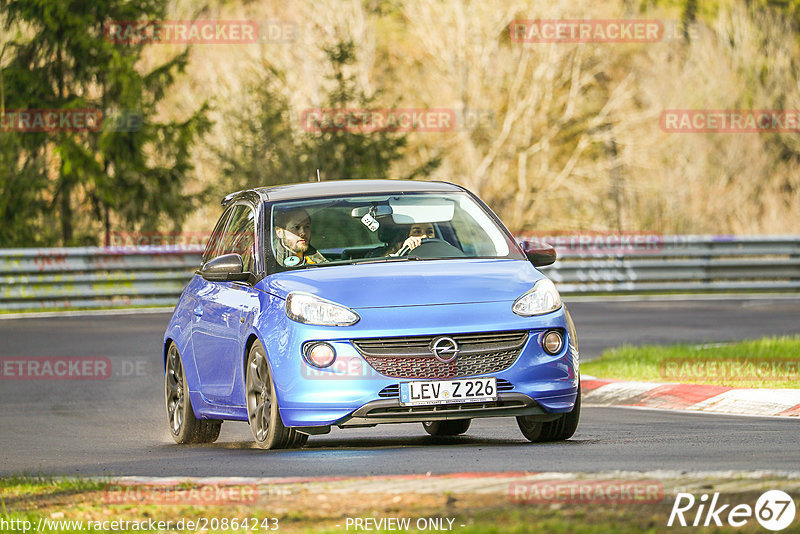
581;335;800;388
0;475;789;533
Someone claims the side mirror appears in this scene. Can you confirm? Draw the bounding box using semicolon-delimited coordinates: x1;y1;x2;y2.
200;253;250;282
521;241;557;267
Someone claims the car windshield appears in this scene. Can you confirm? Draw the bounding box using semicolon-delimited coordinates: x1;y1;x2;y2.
268;192;524;270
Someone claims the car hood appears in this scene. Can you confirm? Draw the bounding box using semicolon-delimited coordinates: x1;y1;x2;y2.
259;259;545;308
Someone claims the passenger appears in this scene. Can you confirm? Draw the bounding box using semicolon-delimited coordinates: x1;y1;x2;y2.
274;208;327;266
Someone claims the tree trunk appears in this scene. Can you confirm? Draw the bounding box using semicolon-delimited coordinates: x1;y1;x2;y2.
60;179;72;245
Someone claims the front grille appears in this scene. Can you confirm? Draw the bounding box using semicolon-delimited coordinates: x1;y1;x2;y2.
353;331;527;379
378;378;514;398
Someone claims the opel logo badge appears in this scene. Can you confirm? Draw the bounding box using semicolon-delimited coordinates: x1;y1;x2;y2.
431;337;459;363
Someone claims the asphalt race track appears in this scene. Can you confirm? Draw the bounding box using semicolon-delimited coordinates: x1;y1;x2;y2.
1;296;798;477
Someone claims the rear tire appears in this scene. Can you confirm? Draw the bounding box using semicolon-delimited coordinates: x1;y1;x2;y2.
517;385;580;443
165;342;222;444
423;419;471;436
245;340;306;449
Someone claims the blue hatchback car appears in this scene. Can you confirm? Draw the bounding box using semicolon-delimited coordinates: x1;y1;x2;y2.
163;180;580;449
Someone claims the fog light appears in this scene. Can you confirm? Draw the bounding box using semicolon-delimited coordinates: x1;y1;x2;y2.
542;330;564;355
304;342;336;368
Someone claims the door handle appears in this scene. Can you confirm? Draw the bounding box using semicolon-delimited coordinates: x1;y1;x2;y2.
193;306;203;317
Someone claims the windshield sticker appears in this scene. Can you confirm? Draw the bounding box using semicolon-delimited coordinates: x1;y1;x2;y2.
360;213;380;232
284;256;301;267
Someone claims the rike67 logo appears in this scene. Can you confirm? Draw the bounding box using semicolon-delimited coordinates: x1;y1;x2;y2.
668;490;796;531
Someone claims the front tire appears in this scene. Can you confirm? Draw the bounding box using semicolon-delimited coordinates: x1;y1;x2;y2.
165;342;221;444
423;419;471;436
245;340;306;449
517;385;580;443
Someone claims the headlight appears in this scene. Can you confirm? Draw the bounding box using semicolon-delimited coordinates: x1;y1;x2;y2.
512;278;562;316
286;292;360;326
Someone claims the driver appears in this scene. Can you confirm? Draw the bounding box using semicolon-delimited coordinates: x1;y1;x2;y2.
386;223;436;256
274;208;327;266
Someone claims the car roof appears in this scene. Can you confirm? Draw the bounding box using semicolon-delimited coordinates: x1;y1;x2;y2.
222;179;465;205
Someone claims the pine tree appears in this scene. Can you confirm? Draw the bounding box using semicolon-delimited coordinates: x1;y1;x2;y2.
0;0;210;246
220;39;439;192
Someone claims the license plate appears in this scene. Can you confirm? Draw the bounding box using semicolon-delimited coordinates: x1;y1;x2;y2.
399;377;497;406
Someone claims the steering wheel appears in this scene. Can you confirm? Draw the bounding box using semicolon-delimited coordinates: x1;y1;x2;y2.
398;238;465;258
397;237;437;256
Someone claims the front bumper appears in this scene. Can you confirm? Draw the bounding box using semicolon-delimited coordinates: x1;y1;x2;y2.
260;301;579;428
335;392;560;427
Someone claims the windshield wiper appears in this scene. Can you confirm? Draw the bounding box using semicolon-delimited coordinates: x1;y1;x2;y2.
351;255;422;264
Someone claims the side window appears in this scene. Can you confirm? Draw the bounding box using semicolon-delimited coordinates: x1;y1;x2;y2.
220;204;256;272
202;207;234;264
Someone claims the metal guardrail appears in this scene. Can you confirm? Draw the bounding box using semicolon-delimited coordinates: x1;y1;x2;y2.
536;235;800;293
0;236;798;311
0;246;203;311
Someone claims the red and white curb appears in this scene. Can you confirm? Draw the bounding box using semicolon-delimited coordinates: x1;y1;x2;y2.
581;376;800;417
